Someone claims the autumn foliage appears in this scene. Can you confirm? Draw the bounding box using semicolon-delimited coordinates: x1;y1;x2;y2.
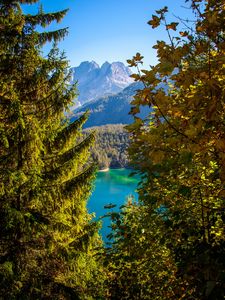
104;0;225;299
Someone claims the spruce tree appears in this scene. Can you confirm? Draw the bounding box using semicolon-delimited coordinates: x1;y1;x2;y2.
0;1;102;298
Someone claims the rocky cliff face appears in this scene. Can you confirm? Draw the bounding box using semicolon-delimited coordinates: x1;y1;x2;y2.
70;61;134;104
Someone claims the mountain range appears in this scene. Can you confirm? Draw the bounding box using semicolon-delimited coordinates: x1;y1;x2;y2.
70;61;134;105
71;82;150;128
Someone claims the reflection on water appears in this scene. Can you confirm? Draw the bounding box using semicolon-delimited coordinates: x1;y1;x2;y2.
88;168;139;241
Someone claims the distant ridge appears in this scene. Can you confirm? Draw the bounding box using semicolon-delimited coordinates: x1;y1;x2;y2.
70;61;134;104
71;82;149;128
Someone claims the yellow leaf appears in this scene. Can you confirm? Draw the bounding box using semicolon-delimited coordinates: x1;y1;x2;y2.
151;151;165;164
166;22;179;31
148;15;160;29
180;31;188;37
196;26;204;32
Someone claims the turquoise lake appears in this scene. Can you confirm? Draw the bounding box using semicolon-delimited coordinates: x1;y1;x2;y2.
88;168;139;241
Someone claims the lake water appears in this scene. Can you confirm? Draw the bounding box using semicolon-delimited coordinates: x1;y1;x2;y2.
88;168;139;241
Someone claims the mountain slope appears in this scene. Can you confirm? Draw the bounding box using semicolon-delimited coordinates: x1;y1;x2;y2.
70;61;134;104
71;82;149;128
84;124;130;169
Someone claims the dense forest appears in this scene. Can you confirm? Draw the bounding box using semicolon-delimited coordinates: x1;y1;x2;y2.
0;0;225;299
84;125;130;170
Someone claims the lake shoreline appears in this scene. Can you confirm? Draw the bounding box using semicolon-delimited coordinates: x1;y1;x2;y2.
98;167;110;172
98;166;131;172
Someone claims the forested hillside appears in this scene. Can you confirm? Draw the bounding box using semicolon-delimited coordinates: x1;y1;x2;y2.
84;125;129;170
72;82;149;128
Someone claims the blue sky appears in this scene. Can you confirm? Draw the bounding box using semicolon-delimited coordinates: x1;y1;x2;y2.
23;0;194;68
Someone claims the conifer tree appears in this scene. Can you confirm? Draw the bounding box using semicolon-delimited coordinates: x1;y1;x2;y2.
0;1;103;298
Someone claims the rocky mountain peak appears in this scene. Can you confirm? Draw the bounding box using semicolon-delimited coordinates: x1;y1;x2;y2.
101;61;111;73
70;61;134;104
77;60;99;71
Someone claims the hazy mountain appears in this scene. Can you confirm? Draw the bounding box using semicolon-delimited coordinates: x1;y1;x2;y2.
71;82;149;128
70;61;134;104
